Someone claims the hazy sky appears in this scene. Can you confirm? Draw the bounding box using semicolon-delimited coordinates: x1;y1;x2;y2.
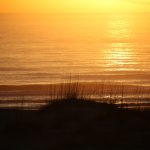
0;0;150;13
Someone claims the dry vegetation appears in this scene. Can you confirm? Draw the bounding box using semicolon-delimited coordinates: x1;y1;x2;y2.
0;81;150;110
0;80;150;149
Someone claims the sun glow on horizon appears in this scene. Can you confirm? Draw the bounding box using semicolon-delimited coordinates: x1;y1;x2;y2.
0;0;150;13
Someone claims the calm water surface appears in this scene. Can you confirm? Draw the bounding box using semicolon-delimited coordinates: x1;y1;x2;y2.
0;13;150;85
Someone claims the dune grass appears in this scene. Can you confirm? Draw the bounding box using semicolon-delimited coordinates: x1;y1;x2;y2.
41;80;150;111
0;79;150;149
0;80;150;110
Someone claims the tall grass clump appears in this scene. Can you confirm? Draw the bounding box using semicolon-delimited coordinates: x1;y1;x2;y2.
2;77;150;110
46;78;150;109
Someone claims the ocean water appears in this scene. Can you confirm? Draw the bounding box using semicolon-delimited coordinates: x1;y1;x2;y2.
0;13;150;86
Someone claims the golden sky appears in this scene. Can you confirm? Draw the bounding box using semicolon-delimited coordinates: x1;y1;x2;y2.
0;0;150;13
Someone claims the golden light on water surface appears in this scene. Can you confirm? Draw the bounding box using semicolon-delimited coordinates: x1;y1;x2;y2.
103;16;137;71
105;43;133;67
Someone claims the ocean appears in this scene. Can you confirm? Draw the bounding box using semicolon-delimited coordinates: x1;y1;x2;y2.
0;13;150;86
0;13;150;108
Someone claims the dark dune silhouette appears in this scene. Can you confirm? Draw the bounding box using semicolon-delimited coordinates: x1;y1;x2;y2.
0;99;150;150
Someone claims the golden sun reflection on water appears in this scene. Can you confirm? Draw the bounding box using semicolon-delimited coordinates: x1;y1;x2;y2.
104;43;137;71
103;15;138;71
